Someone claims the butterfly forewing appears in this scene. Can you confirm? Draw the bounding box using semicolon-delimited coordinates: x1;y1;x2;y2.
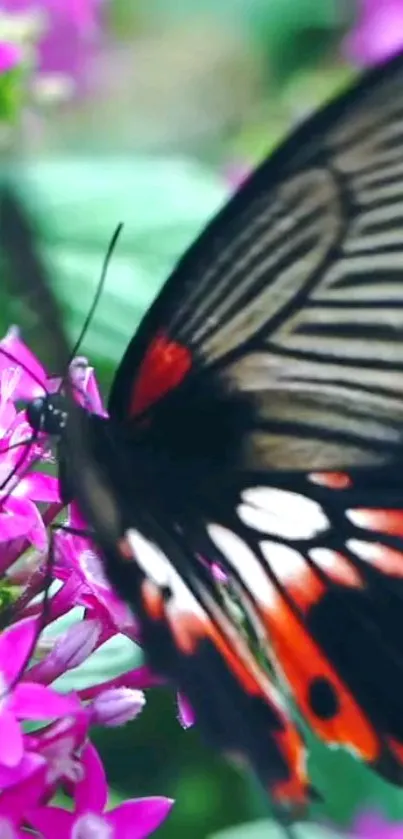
110;51;403;470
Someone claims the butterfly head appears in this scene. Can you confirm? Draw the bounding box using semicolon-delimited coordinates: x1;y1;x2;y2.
26;393;68;436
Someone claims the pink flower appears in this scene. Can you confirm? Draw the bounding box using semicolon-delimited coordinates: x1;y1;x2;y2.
54;503;138;637
28;742;174;839
0;329;175;833
0;42;22;75
0;330;59;553
343;0;403;66
177;692;195;729
25;713;88;795
0;1;105;93
0;619;80;768
0;755;47;835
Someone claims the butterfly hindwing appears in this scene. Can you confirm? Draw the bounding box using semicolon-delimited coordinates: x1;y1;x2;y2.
191;465;403;786
107;524;310;808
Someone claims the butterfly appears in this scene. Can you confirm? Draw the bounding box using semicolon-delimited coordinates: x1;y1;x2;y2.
3;47;403;817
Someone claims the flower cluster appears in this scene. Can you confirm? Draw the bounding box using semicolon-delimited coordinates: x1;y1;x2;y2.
0;0;105;101
0;328;173;838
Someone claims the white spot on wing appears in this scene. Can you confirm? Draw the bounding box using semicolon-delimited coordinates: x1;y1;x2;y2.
260;540;308;588
208;524;275;607
309;547;339;573
125;529;205;617
238;487;329;539
126;529;169;587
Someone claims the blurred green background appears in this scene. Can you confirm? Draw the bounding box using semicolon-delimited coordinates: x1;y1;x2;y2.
2;1;403;836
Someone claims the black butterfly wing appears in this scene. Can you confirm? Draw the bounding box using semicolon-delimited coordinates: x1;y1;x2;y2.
107;520;310;809
170;464;403;788
110;50;403;471
0;184;310;812
106;51;403;785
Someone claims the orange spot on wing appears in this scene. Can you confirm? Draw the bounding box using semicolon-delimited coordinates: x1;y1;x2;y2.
141;579;309;805
142;580;165;620
350;509;403;538
260;599;378;762
309;472;352;489
130;333;192;417
273;551;362;617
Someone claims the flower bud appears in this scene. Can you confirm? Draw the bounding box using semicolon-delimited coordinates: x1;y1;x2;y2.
34;619;101;683
90;687;145;727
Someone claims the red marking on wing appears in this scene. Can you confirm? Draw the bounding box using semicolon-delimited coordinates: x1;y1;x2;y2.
141;578;309;806
387;737;403;764
285;550;362;615
129;333;192;417
309;471;352;489
350;509;403;537
349;541;403;577
260;599;378;761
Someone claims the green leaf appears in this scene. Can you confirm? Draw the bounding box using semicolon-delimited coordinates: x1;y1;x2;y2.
210;819;345;839
4;155;228;374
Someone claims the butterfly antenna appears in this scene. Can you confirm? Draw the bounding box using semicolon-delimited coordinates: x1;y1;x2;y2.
67;221;124;364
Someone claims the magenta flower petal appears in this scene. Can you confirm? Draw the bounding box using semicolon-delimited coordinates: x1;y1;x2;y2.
0;752;45;790
17;473;60;504
343;0;403;66
1;497;46;550
74;743;108;812
177;692;195;729
12;683;79;720
26;713;89;791
69;359;107;417
0;330;47;400
0;757;46;820
0;508;33;542
107;797;174;839
0;618;37;684
0;42;22;75
27;806;73;838
0;710;24;768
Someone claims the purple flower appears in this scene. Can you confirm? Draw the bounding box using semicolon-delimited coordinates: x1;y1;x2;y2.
0;619;79;768
343;0;403;66
89;687;145;728
353;811;403;838
27;618;103;684
28;742;174;839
